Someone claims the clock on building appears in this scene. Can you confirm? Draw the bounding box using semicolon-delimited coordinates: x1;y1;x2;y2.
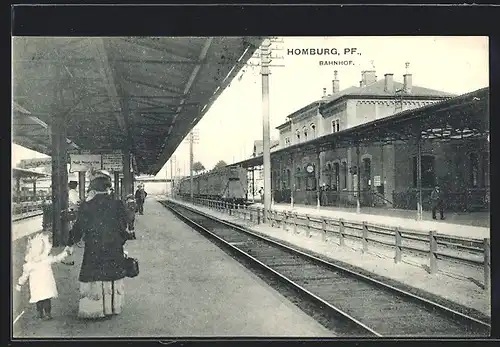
306;165;314;173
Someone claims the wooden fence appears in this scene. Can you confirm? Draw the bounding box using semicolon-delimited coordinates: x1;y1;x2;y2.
177;197;490;290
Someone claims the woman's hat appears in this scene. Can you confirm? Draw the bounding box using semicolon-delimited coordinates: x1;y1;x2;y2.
89;169;112;182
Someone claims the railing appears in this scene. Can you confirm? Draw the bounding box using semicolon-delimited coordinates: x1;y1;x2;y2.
12;200;47;220
393;188;490;212
176;196;490;291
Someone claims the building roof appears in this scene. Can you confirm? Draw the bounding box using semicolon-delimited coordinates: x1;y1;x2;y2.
321;79;456;109
276;78;455;129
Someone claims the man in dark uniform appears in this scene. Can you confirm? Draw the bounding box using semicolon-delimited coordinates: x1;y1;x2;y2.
430;185;445;220
134;184;148;215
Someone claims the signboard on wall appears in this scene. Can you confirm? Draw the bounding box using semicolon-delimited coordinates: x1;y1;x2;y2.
70;154;102;173
373;175;381;187
102;153;123;172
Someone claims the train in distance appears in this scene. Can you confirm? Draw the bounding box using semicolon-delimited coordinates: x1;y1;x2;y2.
176;166;248;205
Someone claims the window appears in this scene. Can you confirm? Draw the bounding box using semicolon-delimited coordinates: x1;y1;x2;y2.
333;162;340;191
284;137;291;146
332;119;340;133
296;167;301;190
363;158;371;189
412;155;435;188
469;153;479;188
296;130;301;142
310;123;316;139
303;127;308;141
341;161;347;189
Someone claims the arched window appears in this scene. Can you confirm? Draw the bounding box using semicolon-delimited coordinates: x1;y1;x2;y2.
363;158;372;189
296;167;302;190
296;130;301;143
469;153;479;188
303;126;308;141
310;123;316;139
341;161;347;189
412;155;435;188
287;169;291;189
333;162;340;191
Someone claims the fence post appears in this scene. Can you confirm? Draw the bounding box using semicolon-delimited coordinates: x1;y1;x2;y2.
394;227;402;263
243;205;247;221
484;238;490;291
306;215;311;238
293;213;298;234
362;222;368;253
270;210;274;227
322;218;327;242
257;208;261;224
339;218;345;246
250;207;254;223
429;230;438;274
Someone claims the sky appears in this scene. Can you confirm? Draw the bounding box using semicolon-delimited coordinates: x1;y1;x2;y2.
12;36;489;178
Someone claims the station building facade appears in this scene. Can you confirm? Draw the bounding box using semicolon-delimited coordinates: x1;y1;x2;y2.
271;69;489;211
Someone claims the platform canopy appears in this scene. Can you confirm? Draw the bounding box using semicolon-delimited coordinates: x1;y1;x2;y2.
12;37;264;175
231;87;490;168
12;167;50;179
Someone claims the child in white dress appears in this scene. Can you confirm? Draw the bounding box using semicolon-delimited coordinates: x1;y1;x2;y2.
16;233;71;320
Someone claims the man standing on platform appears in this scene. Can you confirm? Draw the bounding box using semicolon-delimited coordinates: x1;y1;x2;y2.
430;185;445;220
135;184;147;215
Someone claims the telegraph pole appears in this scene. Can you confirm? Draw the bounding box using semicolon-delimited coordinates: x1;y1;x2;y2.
184;129;199;201
169;156;174;197
261;39;272;222
189;131;194;200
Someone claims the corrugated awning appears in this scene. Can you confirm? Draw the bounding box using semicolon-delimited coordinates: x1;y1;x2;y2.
12;37;265;175
12;167;50;179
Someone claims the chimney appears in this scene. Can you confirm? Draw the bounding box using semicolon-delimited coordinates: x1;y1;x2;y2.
361;70;377;87
332;70;340;94
322;87;327;97
384;73;394;92
403;62;412;93
359;81;363;87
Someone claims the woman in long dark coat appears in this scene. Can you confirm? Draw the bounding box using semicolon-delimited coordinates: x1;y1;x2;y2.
67;170;130;319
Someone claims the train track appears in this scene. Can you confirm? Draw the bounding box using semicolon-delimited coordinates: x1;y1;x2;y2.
161;200;490;337
12;211;43;222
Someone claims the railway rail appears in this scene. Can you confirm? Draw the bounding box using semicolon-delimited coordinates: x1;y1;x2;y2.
12;210;43;222
161;200;490;337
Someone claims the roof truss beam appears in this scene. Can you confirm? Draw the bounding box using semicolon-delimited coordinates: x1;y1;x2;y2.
120;38;195;61
91;38;127;136
121;75;184;95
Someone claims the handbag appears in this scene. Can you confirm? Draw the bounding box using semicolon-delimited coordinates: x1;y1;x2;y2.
124;254;139;278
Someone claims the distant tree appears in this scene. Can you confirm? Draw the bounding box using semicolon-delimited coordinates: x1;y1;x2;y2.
213;160;227;170
192;161;205;174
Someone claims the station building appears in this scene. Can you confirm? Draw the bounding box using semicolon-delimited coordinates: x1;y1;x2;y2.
270;67;489;212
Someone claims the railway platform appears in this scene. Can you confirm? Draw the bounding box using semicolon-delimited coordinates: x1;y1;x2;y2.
167;198;491;321
253;202;490;239
12;199;333;338
12;215;43;241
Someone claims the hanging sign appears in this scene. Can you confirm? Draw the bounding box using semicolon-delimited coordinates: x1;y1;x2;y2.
19;158;52;169
102;153;124;172
373;175;382;187
70;154;102;173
